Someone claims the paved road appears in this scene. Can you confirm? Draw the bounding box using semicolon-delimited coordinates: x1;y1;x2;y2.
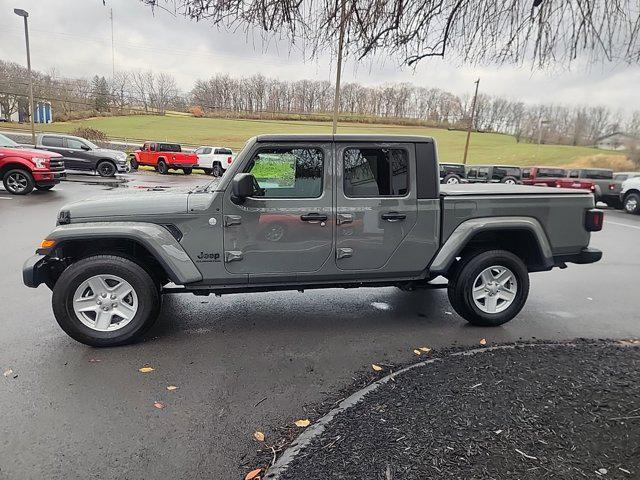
1;174;639;480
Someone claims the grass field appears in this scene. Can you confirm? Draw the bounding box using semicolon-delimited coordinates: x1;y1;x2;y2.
3;115;630;168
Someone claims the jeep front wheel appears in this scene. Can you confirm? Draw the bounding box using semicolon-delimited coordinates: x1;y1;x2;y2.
52;255;161;347
157;159;168;175
447;250;529;327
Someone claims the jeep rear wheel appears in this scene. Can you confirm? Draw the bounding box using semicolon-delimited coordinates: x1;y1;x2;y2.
3;168;34;195
447;249;529;327
52;255;161;347
157;159;168;175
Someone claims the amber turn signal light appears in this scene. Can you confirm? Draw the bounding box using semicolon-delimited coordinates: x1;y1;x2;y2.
40;239;56;248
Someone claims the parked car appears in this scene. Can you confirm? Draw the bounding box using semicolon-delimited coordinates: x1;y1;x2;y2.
620;176;640;214
0;133;65;195
466;165;522;184
23;134;603;347
555;177;597;196
565;168;621;207
194;146;234;177
613;171;640;182
521;167;566;187
35;134;127;177
132;142;198;175
439;163;466;184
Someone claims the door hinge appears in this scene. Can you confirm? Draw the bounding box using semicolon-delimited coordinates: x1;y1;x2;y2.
224;215;242;227
336;247;353;259
224;251;243;262
337;213;353;225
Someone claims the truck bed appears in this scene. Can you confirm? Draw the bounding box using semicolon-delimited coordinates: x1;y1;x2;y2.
440;184;589;196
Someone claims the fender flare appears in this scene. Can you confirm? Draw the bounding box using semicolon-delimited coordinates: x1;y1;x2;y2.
429;216;554;275
42;222;202;284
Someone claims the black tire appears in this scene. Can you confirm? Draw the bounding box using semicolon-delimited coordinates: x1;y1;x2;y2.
212;163;223;177
96;161;116;177
623;192;640;215
447;249;529;327
442;174;462;184
500;176;517;184
130;156;139;170
182;167;192;175
605;198;622;210
35;185;55;191
157;159;168;175
202;168;212;175
52;255;161;347
3;168;35;195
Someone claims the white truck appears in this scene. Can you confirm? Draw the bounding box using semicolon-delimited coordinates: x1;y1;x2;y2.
194;146;234;177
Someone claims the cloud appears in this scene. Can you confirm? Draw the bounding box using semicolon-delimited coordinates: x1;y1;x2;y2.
0;0;638;113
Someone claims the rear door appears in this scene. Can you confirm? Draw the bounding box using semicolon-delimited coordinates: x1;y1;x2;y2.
335;142;418;271
222;141;333;279
39;135;70;166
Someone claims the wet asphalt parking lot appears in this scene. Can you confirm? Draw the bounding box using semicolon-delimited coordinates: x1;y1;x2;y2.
1;172;639;479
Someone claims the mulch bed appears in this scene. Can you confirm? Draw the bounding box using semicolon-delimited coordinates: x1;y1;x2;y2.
276;343;640;479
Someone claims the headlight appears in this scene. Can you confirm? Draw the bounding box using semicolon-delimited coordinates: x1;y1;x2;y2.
31;157;47;169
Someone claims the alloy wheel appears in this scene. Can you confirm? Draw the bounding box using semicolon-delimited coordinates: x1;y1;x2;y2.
6;172;29;193
72;274;139;332
471;265;518;314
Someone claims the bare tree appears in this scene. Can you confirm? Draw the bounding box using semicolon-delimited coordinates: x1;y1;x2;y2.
141;0;640;67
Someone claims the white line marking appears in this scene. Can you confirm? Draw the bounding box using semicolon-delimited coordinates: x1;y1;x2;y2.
605;220;640;231
0;197;13;200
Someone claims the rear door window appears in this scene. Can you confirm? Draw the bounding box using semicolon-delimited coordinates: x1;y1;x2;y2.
343;147;409;197
41;136;63;147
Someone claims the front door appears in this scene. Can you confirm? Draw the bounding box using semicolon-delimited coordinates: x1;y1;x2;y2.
335;143;418;272
64;137;93;171
223;142;333;279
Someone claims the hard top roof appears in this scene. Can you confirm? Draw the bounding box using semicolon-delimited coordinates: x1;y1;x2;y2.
255;134;434;143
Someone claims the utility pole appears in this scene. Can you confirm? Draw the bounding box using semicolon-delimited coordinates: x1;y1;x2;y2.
536;117;549;155
331;0;347;135
462;78;480;165
14;9;35;145
110;8;115;77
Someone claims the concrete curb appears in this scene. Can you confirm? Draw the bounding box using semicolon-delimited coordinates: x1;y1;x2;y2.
264;341;635;478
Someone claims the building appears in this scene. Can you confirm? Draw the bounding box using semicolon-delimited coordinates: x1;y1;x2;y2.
595;132;639;151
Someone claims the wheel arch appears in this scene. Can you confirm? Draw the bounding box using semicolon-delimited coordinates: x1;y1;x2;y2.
36;223;202;288
430;217;554;276
0;158;34;177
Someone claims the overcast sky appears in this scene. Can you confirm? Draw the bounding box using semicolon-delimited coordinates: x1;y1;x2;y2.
1;0;639;113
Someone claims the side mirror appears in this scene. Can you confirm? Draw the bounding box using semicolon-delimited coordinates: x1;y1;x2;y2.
231;173;257;202
81;144;91;151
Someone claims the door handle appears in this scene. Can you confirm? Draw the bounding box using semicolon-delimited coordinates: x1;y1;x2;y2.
300;213;328;223
381;212;406;222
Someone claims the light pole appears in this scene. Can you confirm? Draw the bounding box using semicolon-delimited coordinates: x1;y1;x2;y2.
14;8;35;145
537;118;550;156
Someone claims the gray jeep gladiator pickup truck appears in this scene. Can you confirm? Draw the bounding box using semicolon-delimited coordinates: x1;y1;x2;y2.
23;135;603;347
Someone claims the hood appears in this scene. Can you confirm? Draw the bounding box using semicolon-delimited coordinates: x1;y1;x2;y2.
92;148;127;159
61;189;191;221
3;147;62;158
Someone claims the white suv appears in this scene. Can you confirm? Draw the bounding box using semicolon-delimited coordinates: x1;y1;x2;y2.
194;146;234;177
620;176;640;214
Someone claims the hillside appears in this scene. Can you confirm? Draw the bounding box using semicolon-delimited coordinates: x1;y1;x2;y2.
3;115;630;168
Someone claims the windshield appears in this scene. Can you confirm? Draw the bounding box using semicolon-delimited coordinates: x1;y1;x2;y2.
0;133;19;147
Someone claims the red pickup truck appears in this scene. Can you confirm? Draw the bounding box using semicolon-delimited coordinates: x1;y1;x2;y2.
521;166;567;187
132;142;198;175
0;133;65;195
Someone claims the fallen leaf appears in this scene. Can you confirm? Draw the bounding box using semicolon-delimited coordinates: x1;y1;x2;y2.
419;347;431;353
413;349;422;355
166;385;178;391
294;419;310;428
244;468;262;480
139;366;155;373
3;369;13;378
371;364;383;372
479;339;487;346
153;401;165;409
253;431;265;442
